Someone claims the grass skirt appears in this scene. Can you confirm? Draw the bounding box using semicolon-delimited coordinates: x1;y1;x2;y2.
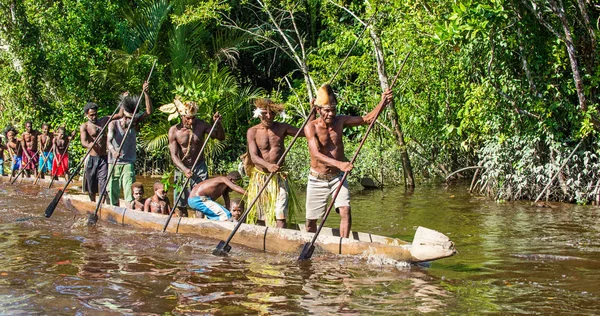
245;168;300;227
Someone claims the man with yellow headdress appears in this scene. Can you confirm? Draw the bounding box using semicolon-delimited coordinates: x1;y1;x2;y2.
163;96;225;217
304;84;392;238
245;98;315;228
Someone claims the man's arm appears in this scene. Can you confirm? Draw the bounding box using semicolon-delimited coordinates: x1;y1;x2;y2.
168;125;191;176
304;122;352;172
224;178;246;195
343;89;393;127
209;112;225;141
247;127;279;172
106;121;119;159
136;81;152;123
79;124;93;149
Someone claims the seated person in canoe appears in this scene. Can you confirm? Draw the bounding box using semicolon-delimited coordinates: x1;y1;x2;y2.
230;198;244;222
130;182;146;211
144;181;171;215
187;171;246;221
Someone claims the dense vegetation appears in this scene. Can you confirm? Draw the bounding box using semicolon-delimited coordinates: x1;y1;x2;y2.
0;0;599;203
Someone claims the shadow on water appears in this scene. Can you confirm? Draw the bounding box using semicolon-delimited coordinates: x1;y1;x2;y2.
1;177;600;314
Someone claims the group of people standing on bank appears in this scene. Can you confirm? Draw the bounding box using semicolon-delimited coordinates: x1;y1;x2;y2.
1;121;72;180
2;81;392;238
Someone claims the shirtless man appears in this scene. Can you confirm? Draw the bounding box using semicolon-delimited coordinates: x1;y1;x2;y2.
5;127;22;177
21;121;39;177
187;171;246;221
144;182;171;215
166;99;225;216
304;84;392;238
52;126;70;181
246;98;314;228
38;123;54;179
80;98;124;202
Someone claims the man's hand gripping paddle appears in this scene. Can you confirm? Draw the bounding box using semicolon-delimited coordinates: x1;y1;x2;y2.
298;52;411;261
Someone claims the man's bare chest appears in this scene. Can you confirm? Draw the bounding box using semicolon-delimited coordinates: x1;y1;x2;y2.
255;129;284;150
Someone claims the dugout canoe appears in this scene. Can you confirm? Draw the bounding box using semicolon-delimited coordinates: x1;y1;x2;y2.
61;193;456;263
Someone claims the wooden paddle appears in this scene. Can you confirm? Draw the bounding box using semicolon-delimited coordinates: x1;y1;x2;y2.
161;117;222;232
10;151;40;185
34;145;55;185
213;106;316;256
86;62;156;225
298;52;411;261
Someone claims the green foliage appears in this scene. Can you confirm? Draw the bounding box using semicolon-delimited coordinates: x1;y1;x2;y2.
1;0;599;203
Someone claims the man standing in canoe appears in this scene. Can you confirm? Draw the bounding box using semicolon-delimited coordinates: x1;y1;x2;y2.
106;81;152;206
245;98;314;228
162;97;225;217
20;121;39;178
304;84;392;238
37;123;54;179
80;99;125;202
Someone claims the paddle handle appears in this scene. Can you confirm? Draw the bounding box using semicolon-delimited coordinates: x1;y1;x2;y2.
162;117;222;232
217;107;317;248
92;61;157;219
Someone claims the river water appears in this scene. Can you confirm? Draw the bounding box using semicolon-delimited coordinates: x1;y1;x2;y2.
0;178;599;314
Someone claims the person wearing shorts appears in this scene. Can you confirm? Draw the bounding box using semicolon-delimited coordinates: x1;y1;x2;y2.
187;171;246;221
304;84;392;238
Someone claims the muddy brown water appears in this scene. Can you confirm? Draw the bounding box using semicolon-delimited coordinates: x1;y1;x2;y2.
1;176;599;314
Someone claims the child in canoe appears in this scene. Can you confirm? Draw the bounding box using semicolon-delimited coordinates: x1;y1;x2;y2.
144;181;171;215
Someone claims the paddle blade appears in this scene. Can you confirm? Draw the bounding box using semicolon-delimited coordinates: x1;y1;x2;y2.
213;241;232;256
298;242;315;261
44;189;64;218
86;213;99;226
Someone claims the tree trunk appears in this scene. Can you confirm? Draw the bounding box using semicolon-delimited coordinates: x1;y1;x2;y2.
368;25;415;188
548;0;587;111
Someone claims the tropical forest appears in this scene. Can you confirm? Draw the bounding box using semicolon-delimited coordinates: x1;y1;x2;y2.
1;0;599;204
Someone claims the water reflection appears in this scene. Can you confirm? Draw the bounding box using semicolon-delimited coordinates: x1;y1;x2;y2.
1;180;600;314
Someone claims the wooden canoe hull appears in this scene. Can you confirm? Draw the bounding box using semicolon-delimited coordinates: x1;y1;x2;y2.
62;194;456;263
